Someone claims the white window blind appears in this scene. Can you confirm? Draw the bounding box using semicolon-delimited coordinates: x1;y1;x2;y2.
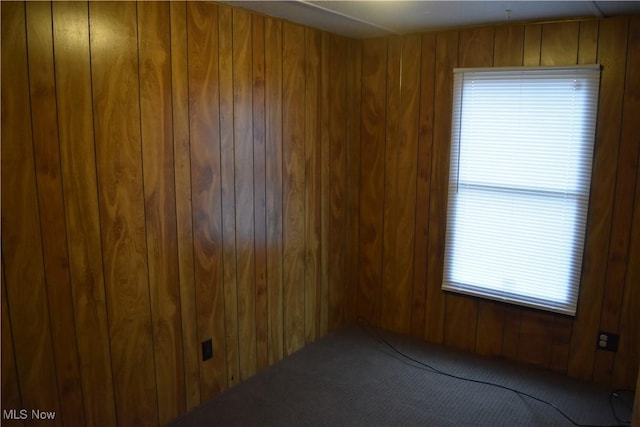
442;65;601;316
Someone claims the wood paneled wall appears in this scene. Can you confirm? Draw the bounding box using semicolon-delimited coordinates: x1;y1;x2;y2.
1;1;358;425
354;16;640;389
2;1;639;425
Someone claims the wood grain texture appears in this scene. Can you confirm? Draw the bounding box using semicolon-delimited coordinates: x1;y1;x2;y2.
569;17;628;382
540;21;579;65
493;25;524;66
411;33;435;339
282;21;306;355
265;16;284;365
425;31;458;344
391;34;421;335
217;4;241;389
594;17;637;384
578;20;599;64
1;262;23;422
137;2;185;422
358;38;387;326
345;39;362;323
320;33;331;336
550;316;573;373
253;14;269;372
1;1;61;421
186;1;227;398
232;7;258;381
25;2;85;423
523;24;542;65
89;3;158;424
329;34;347;330
381;36;401;332
518;311;553;367
51;2;117;424
611;16;640;389
304;27;322;342
169;0;201;410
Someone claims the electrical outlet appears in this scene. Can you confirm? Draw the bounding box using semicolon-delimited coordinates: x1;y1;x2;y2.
596;331;619;352
202;338;213;361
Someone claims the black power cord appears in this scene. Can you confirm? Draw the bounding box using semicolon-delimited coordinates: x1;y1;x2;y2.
357;321;632;427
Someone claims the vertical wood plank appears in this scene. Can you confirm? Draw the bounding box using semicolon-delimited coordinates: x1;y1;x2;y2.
52;2;117;424
89;2;158;424
578;20;599;65
412;33;435;339
518;311;553;367
137;2;185;422
392;34;422;335
476;302;506;357
1;262;23;424
1;1;61;421
540;21;579;65
358;38;387;326
611;16;640;389
25;2;85;423
169;0;201;410
523;24;542;66
265;17;284;365
345;39;362;323
217;4;240;389
233;7;258;381
493;24;524;66
569;16;628;382
381;36;401;332
186;1;227;398
282;21;306;355
253;13;269;372
329;34;347;330
551;316;573;373
502;307;522;360
426;30;457;344
305;27;322;342
320;33;331;336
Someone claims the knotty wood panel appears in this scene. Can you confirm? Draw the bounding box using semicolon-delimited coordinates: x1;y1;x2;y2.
411;33;436;339
1;2;61;420
51;2;117;424
252;14;269;372
304;28;322;342
89;3;158;424
137;2;185;422
217;4;241;389
232;7;258;381
186;1;227;398
169;0;201;410
265;16;285;365
358;38;388;325
25;2;85;423
282;22;306;355
329;33;347;330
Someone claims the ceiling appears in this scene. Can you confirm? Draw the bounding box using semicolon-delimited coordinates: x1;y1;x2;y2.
223;1;640;38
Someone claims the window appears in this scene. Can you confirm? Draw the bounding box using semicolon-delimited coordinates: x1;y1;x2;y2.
442;66;601;316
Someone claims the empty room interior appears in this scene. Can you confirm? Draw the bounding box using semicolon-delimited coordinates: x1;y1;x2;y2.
1;0;640;425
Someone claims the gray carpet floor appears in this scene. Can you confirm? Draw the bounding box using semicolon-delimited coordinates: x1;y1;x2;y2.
168;323;634;426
